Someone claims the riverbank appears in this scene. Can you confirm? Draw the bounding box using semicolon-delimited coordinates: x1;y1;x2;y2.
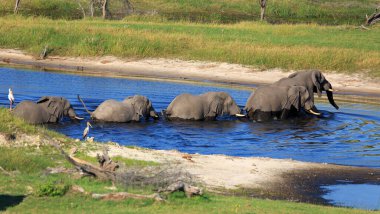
1;16;380;78
1;49;380;97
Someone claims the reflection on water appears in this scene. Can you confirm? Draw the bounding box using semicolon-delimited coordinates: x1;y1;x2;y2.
0;67;380;167
322;184;380;210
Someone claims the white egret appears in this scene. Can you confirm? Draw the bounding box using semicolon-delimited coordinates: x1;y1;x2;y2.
82;121;92;140
8;88;14;111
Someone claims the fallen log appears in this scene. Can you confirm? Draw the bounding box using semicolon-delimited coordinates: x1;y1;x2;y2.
92;192;164;202
366;7;380;25
158;181;203;198
51;143;118;181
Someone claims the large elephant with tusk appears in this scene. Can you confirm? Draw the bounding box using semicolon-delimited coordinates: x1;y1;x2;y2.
78;95;158;122
244;85;320;121
164;92;244;121
13;96;83;124
272;70;339;114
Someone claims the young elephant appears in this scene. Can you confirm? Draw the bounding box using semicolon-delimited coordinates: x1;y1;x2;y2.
244;86;320;121
273;70;339;112
13;96;83;124
164;92;243;120
78;95;158;122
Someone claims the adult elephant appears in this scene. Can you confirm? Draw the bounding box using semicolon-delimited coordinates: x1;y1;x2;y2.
164;92;244;120
78;95;158;122
244;86;320;121
13;96;83;124
273;70;339;112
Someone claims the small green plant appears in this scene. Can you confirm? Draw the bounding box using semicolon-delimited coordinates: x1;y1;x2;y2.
37;181;70;197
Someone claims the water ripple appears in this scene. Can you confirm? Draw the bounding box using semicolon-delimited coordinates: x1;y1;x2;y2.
0;67;379;167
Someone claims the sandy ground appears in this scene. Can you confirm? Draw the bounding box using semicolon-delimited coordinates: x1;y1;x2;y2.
1;49;380;95
86;143;380;203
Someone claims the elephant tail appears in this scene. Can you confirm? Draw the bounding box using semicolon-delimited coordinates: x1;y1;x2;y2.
77;94;92;116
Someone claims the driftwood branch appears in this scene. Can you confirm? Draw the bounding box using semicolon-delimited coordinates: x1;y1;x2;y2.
92;181;202;201
51;143;119;181
158;181;203;198
92;192;164;201
366;7;380;25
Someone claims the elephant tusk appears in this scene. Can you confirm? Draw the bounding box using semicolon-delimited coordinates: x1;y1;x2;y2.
235;114;246;117
75;116;84;120
328;89;336;92
308;109;321;116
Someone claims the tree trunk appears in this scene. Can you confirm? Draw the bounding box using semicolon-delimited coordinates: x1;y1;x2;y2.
259;0;267;21
14;0;21;14
102;0;109;19
89;0;95;17
77;0;86;19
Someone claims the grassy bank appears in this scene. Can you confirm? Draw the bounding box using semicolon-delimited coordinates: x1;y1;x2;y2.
1;16;380;77
1;0;378;25
0;107;376;213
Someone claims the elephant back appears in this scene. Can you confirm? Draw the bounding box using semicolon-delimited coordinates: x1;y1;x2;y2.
166;94;204;120
245;86;288;113
13;101;47;124
92;99;132;122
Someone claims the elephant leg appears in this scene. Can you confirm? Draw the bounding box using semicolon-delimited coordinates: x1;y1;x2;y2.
253;110;272;122
280;109;290;120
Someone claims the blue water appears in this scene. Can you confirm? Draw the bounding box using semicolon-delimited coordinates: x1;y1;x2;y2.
322;184;380;210
1;67;380;168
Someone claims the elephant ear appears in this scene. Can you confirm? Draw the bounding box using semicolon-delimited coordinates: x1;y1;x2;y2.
311;70;322;97
37;96;50;104
207;97;223;117
47;98;64;121
285;87;301;111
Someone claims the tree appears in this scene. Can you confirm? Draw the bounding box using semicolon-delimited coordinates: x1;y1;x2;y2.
14;0;21;14
101;0;110;19
259;0;267;21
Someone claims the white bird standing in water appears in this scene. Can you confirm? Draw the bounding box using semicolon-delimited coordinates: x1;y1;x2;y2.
82;121;92;140
8;88;14;111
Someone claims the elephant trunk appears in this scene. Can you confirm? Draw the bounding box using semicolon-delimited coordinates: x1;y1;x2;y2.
68;108;83;120
150;109;159;120
230;104;243;117
77;94;93;115
326;90;339;110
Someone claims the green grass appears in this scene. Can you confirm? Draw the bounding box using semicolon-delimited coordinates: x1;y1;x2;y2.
0;99;379;213
0;16;379;76
0;0;378;25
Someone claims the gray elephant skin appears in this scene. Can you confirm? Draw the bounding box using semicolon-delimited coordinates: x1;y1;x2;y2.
164;92;242;120
273;70;339;112
79;95;158;122
13;96;81;124
244;86;319;121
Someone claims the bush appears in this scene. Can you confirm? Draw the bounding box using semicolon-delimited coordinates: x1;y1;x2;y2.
37;181;70;197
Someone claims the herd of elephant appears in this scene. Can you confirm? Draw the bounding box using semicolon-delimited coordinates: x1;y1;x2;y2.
12;70;339;124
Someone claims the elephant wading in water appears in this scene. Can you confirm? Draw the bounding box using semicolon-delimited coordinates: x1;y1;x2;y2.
13;96;83;124
78;95;158;122
273;70;339;113
244;86;320;121
164;92;244;120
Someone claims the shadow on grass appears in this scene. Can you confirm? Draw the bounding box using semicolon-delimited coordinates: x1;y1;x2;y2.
0;194;25;211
